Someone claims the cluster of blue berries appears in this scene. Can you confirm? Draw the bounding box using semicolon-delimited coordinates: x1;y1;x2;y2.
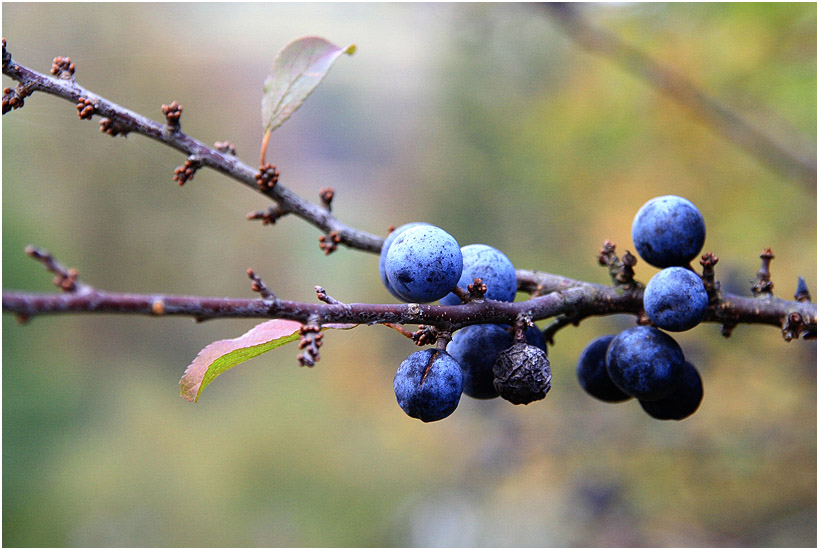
577;196;708;420
382;223;549;421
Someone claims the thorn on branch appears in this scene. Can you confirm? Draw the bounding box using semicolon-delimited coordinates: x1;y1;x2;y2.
318;230;341;255
315;286;342;305
214;141;237;156
50;56;75;80
699;252;722;303
76;96;97;119
319;187;335;211
24;245;86;293
256;163;279;189
297;320;323;367
795;276;811;303
246;268;276;301
721;322;737;338
751;247;775;297
3;83;31;114
99;117;129;137
247;205;288;225
173;155;202;186
161;101;182;131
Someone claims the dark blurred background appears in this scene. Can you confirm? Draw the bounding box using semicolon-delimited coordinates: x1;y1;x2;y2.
3;3;816;546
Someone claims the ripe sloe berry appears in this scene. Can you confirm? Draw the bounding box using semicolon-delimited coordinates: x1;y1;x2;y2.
576;334;631;402
393;349;463;422
379;222;430;299
640;361;703;420
385;225;463;303
605;326;684;401
644;267;709;331
440;244;517;305
632;195;706;268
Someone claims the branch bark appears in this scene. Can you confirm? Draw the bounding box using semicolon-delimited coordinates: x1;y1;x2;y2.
4;269;815;342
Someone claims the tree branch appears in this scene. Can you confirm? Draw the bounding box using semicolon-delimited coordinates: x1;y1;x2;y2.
4;265;815;342
3;40;815;344
2;41;384;253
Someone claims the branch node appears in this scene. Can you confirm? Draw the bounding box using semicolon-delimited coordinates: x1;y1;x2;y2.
699;252;722;303
99;116;130;137
782;312;805;342
467;277;488;300
76;96;97;120
214;141;237;156
319;187;335;210
297;316;323;367
247;205;288;225
315;285;342;305
151;299;166;316
597;240;641;290
3;83;31;114
50;56;76;80
246;268;277;301
412;325;438;347
513;314;534;343
24;245;86;293
256;163;279;189
173;155;202;186
318;230;341;255
161;100;182;132
751;247;775;297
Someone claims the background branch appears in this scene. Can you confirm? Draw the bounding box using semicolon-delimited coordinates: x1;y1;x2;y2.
543;3;817;190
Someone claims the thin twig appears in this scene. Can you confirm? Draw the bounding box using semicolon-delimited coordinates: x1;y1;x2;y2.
2;47;385;253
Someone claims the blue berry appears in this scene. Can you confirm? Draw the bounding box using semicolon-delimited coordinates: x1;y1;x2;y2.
644;267;709;332
440;244;517;305
446;324;545;399
632;195;706;268
393;349;463;422
385;225;463;303
379;222;430;299
605;326;684;401
640;361;703;420
576;335;631;402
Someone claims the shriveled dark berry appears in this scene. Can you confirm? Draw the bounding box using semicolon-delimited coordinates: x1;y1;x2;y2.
493;343;551;405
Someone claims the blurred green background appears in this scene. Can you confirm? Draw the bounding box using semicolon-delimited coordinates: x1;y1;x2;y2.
3;3;816;547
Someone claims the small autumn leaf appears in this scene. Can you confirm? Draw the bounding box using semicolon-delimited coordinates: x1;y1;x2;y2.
261;36;356;135
180;319;357;402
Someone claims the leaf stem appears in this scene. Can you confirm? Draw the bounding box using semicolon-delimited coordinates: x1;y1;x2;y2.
259;128;271;167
